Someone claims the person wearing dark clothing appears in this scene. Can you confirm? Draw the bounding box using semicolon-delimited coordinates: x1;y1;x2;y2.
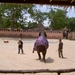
39;30;47;38
18;39;24;54
63;31;68;39
63;31;66;38
20;33;22;39
58;39;63;58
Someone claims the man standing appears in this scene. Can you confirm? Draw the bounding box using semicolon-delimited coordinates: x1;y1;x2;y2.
58;39;63;58
18;39;24;54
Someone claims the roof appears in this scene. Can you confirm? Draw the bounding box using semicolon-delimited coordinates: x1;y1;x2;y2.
0;0;75;6
37;23;44;31
63;27;68;31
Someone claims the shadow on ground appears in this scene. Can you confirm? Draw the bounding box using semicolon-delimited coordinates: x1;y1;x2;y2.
35;57;54;63
45;57;54;63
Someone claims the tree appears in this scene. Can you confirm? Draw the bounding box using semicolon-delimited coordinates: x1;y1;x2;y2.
0;3;35;30
68;17;75;31
29;6;47;24
27;21;37;29
47;8;69;30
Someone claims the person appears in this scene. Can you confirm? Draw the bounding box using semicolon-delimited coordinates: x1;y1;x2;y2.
20;33;22;39
63;31;66;39
63;31;68;39
18;39;24;54
39;30;47;38
58;39;63;58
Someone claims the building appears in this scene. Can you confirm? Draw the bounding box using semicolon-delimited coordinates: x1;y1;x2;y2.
37;23;44;31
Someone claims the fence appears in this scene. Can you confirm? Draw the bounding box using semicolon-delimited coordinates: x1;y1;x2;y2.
0;30;72;39
0;68;75;75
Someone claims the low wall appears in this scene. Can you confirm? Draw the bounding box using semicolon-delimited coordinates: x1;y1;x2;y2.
0;30;72;39
71;32;75;40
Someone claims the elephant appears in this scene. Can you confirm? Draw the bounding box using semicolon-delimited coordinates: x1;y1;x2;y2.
33;36;49;62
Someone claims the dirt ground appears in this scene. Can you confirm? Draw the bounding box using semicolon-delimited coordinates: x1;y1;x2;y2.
0;37;75;75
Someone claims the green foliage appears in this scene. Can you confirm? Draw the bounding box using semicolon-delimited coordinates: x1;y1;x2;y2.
27;21;38;29
68;17;75;31
0;4;75;31
47;8;69;30
29;7;47;23
0;3;35;30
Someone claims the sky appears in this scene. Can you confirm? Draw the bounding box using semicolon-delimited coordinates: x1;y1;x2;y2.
26;5;75;27
36;5;75;18
67;8;75;17
36;5;75;26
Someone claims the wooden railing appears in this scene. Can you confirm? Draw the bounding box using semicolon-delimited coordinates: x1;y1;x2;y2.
0;68;75;75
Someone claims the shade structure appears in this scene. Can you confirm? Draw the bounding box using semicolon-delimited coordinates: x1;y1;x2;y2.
0;0;75;6
63;27;68;31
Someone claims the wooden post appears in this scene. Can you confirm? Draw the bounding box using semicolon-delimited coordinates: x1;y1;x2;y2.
58;72;60;75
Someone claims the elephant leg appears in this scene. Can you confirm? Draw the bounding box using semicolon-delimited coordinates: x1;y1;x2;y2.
37;49;41;59
37;45;46;62
42;49;46;62
42;47;46;62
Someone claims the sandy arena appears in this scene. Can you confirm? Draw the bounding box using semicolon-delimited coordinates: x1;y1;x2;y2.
0;37;75;75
